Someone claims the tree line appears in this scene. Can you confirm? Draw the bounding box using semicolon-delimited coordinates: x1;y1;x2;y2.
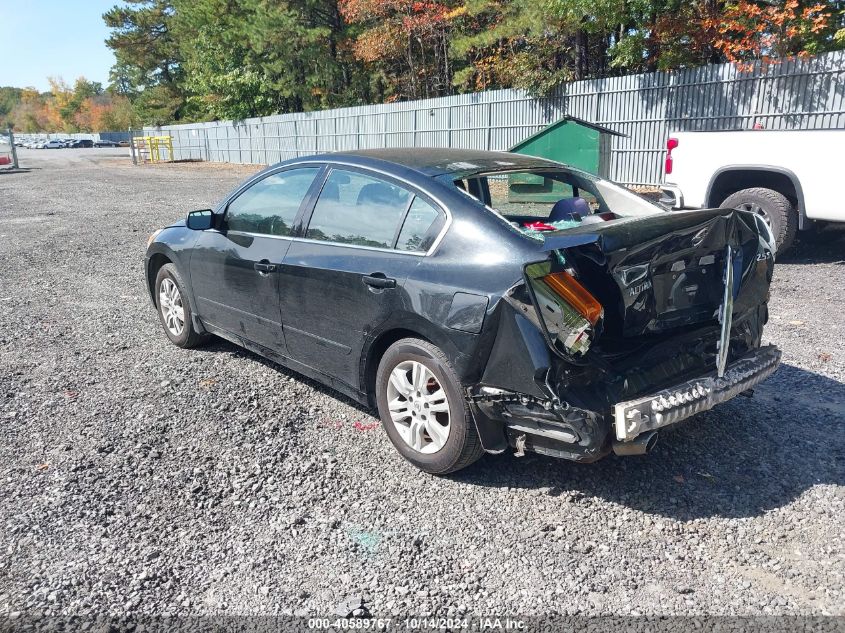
4;0;843;131
0;79;138;133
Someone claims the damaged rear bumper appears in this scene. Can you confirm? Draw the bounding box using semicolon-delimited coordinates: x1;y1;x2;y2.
468;344;781;461
613;344;781;442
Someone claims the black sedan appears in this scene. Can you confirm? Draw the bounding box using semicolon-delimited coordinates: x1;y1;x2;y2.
145;149;780;473
67;139;94;148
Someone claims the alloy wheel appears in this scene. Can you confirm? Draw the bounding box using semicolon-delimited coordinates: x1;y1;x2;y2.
386;360;451;454
735;202;771;228
158;278;185;336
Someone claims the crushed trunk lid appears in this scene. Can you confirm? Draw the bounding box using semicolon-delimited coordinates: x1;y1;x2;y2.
537;208;773;339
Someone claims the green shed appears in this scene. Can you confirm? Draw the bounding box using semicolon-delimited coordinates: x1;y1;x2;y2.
507;116;625;203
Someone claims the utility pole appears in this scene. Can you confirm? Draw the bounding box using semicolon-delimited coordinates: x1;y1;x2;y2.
7;126;19;169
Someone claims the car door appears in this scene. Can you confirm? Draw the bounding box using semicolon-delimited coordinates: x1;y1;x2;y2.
278;166;446;389
189;165;323;353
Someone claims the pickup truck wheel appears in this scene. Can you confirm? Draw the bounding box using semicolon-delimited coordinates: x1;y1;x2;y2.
721;187;797;255
376;338;484;475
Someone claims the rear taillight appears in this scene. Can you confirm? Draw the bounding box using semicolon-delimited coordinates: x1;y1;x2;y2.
525;262;604;356
665;137;678;176
542;271;603;326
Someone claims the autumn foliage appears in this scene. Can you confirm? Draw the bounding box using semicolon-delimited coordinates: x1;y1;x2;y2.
339;0;455;99
9;0;841;129
705;0;838;66
2;77;138;133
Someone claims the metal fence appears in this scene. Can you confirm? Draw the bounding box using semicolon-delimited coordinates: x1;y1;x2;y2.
145;51;845;186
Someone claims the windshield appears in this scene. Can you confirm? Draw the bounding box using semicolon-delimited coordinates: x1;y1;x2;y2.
447;168;662;237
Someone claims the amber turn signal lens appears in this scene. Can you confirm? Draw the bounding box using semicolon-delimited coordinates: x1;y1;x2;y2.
542;271;603;326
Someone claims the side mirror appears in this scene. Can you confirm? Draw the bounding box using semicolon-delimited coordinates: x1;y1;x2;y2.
186;209;214;230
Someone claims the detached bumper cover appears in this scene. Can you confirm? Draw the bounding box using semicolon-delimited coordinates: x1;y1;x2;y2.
613;345;781;441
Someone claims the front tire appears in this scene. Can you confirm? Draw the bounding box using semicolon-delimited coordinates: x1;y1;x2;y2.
154;263;206;348
375;338;484;474
721;187;797;255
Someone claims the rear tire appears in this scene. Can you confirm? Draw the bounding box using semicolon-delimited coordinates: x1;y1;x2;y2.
376;338;484;474
154;263;207;348
721;187;797;256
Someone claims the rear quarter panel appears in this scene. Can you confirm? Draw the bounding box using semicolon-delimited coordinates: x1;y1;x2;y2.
397;187;535;384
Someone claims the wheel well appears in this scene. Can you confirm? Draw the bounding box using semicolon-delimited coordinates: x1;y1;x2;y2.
363;328;431;408
146;253;172;303
708;170;799;209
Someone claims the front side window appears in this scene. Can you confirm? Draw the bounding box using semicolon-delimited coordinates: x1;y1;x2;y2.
306;169;412;248
226;167;319;236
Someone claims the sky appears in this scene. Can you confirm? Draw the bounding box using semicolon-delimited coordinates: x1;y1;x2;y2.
0;1;122;92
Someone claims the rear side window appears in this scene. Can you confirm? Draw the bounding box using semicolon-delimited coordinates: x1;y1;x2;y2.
306;169;411;248
396;197;444;252
226;167;319;236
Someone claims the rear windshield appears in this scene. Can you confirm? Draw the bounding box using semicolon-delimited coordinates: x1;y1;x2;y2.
448;168;661;237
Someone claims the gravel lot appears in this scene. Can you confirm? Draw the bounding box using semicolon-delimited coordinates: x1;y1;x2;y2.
1;149;843;619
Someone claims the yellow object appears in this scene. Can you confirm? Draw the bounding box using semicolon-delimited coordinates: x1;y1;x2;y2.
132;135;174;163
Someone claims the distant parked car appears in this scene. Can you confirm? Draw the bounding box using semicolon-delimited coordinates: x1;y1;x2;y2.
43;140;64;149
94;139;119;148
66;139;94;149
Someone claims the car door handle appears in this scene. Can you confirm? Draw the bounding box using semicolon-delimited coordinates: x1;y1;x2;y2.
362;274;396;289
254;261;277;274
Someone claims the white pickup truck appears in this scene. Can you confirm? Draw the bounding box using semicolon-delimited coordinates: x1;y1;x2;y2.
659;130;842;254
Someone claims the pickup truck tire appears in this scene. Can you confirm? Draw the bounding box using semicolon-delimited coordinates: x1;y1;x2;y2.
721;187;797;255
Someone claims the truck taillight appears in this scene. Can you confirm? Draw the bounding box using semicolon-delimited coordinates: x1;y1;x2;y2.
665;137;678;175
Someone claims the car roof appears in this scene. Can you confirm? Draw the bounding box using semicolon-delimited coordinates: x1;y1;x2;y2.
292;148;565;178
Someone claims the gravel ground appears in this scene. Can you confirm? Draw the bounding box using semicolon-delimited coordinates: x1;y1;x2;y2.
1;149;843;619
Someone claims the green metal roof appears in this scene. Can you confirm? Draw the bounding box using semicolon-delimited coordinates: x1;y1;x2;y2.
510;116;626;152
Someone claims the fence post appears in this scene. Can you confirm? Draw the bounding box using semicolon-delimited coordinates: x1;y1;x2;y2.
486;101;493;151
128;128;138;165
382;114;387;148
8;126;19;169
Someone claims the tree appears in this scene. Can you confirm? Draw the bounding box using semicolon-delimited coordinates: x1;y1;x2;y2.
0;87;23;127
705;0;844;65
340;0;457;100
170;0;279;120
98;0;845;124
240;0;373;111
449;0;575;92
100;94;140;130
9;88;49;133
103;0;186;123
